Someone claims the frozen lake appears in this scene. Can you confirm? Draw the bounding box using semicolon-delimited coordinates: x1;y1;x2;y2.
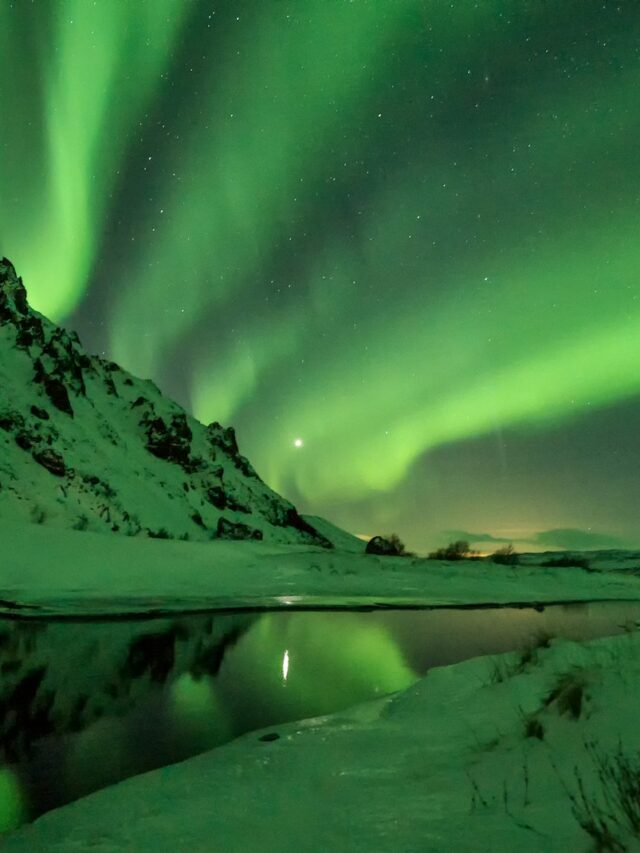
1;600;640;831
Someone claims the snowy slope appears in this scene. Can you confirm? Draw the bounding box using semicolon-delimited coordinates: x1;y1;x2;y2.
0;258;331;547
301;514;366;553
5;627;640;851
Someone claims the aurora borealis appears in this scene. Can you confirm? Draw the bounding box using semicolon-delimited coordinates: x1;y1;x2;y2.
1;1;639;552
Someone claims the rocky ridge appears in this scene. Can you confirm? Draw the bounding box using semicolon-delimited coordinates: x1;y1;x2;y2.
0;258;331;547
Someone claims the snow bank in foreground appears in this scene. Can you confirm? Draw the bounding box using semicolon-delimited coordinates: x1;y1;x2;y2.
0;521;639;616
5;628;640;851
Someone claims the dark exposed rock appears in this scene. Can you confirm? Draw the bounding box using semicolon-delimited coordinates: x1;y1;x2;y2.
206;421;239;455
235;454;258;478
78;353;92;371
223;491;250;513
207;486;251;513
0;258;28;320
40;329;87;398
0;257;16;284
0;300;11;326
191;512;206;529
216;517;263;541
365;536;403;556
285;509;332;547
206;486;226;509
30;405;49;420
265;502;332;549
103;374;118;396
15;431;36;451
43;377;74;416
15;315;44;350
0;410;24;432
13;283;29;316
142;412;192;468
32;358;75;415
186;455;206;473
205;424;258;476
32;448;66;477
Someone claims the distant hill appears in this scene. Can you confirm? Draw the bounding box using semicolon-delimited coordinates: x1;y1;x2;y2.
0;257;333;547
302;515;365;553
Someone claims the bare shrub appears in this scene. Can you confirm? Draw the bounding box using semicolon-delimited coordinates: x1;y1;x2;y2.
429;540;477;560
569;741;640;851
545;672;586;720
491;544;520;566
489;632;552;685
385;533;413;556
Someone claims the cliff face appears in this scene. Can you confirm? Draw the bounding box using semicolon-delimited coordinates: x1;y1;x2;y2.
0;258;331;547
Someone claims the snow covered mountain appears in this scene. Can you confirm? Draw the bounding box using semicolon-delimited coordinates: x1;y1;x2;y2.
0;257;331;547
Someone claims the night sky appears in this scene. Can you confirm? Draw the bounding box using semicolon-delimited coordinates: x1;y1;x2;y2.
1;1;639;553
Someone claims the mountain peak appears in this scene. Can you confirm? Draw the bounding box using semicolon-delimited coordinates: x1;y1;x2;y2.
0;257;29;319
0;259;333;548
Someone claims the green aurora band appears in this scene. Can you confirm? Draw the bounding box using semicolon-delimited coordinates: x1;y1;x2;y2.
1;1;639;547
0;0;189;317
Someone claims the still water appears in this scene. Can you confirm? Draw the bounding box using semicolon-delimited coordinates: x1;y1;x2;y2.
0;601;639;832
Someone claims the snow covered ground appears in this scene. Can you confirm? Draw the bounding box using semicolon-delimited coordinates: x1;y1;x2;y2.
1;522;638;850
4;626;640;851
0;521;639;617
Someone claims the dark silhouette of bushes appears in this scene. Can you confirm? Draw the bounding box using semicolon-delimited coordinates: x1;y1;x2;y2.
365;533;413;557
490;544;520;566
428;540;477;560
386;533;410;556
